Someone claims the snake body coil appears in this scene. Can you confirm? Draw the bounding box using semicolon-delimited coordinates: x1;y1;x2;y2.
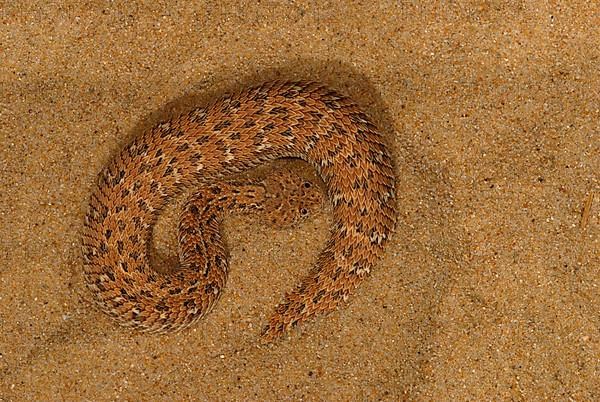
82;81;396;339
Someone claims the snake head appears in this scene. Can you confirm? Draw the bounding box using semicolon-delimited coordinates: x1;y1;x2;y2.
263;168;324;228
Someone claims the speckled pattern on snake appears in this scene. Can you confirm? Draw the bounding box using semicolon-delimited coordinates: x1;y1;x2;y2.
82;81;397;340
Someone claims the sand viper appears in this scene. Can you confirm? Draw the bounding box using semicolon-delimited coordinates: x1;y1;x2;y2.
82;81;397;340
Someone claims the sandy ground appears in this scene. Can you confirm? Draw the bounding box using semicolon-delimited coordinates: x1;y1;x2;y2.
1;1;598;400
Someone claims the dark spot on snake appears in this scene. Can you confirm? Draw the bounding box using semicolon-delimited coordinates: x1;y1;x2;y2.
210;186;221;195
345;154;357;168
187;286;198;294
116;240;124;254
252;132;266;146
332;290;347;301
196;135;209;144
156;149;163;157
296;280;308;294
160;126;173;138
168;287;181;295
132;216;141;227
312;289;326;304
176;142;190;152
104;229;112;240
229;132;241;140
322;91;342;109
269;106;287;115
213;119;232;131
190;152;202;163
242;120;256;128
281;128;293;137
100;205;108;220
190;109;207;124
332;266;343;281
156;301;168;311
352;259;369;272
281;87;298;98
355;222;363;232
181;226;196;236
150;181;159;192
369;229;381;244
360;207;368;216
121;188;130;198
110;170;125;187
367;149;384;164
140;162;152;173
129;143;148;156
349;111;369;124
355;128;369;142
202;260;212;276
204;283;214;294
253;90;268;102
194;244;202;254
99;243;108;255
184;299;195;308
263;122;275;132
215;139;227;153
228;146;238;156
189;205;199;215
137;199;148;211
106;271;115;281
132;181;142;192
129;251;140;260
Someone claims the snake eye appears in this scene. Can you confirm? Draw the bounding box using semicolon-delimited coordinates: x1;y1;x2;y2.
303;182;312;188
300;208;308;215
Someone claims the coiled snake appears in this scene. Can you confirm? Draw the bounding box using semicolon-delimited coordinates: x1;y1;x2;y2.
82;81;396;340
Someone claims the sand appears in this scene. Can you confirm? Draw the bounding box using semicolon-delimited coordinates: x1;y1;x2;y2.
1;1;598;400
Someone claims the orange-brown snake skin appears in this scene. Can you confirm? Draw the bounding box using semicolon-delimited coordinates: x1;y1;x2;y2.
82;81;396;340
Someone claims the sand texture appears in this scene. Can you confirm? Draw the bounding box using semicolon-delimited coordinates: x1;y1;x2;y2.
1;1;598;400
